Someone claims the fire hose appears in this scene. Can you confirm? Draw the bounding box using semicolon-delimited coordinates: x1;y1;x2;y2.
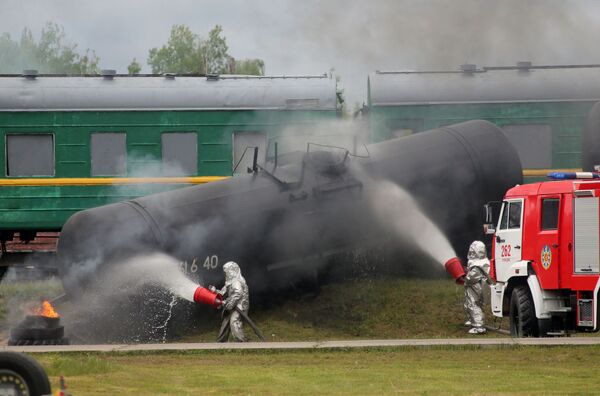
218;306;265;342
193;286;265;341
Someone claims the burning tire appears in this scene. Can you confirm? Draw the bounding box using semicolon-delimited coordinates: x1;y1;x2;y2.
509;285;538;337
0;352;52;396
9;326;64;341
8;302;69;346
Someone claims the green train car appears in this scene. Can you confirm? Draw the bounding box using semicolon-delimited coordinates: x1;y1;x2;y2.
0;73;340;241
368;63;600;182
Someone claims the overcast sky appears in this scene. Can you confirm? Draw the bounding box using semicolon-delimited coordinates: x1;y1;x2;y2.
1;0;600;105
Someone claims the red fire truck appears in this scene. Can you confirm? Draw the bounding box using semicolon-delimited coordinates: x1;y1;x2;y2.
485;172;600;336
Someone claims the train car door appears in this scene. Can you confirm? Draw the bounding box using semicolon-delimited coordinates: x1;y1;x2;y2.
233;131;266;175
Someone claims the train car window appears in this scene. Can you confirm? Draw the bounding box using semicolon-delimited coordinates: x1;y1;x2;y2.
91;133;126;176
502;124;552;169
162;133;197;176
233;131;266;175
6;134;55;176
541;198;559;230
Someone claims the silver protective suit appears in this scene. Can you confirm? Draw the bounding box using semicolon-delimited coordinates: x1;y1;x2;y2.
216;261;250;342
464;241;492;331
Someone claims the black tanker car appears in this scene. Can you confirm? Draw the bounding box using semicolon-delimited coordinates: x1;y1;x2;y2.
57;120;522;297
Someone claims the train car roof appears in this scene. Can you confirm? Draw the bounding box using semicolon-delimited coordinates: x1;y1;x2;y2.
0;74;338;111
369;64;600;106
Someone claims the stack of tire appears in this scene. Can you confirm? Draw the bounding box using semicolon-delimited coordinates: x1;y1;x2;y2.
8;315;69;346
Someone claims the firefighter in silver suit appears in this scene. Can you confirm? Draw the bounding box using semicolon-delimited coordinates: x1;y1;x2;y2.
464;241;494;334
210;261;250;342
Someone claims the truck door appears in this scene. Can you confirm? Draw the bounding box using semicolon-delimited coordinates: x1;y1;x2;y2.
536;196;560;288
494;199;523;282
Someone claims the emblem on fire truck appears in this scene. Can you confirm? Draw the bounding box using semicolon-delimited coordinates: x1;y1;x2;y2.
541;245;552;270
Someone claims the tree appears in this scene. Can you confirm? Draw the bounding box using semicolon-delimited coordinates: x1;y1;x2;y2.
234;58;265;76
147;25;201;74
127;58;142;75
147;24;264;76
0;23;99;74
201;25;229;74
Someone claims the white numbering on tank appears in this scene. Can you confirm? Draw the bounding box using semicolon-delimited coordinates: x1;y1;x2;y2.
190;258;198;273
203;255;219;270
180;256;219;273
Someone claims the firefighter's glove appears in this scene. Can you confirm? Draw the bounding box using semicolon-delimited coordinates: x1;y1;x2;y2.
224;298;237;311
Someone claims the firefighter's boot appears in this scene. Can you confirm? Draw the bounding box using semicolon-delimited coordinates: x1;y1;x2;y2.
468;327;486;334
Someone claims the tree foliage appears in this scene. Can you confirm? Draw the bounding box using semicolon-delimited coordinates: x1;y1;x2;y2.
147;24;264;76
234;59;265;75
147;25;200;74
202;25;229;74
127;58;142;75
0;23;99;74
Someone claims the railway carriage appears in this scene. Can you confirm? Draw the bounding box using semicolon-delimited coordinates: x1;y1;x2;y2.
0;73;339;245
368;64;600;182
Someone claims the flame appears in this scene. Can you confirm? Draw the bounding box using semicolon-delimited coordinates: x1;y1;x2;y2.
33;300;59;318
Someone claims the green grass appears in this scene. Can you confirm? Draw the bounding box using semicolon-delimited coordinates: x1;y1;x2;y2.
5;277;599;394
0;278;63;302
179;278;508;342
3;277;508;340
1;277;503;342
32;346;600;395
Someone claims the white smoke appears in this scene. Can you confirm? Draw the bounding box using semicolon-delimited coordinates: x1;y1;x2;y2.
267;118;369;158
97;252;199;302
279;0;600;104
367;179;456;266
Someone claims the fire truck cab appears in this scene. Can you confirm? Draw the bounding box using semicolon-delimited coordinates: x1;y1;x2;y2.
487;173;600;336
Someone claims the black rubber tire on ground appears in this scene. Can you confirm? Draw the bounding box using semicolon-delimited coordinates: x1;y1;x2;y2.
9;325;64;341
509;285;538;337
0;352;52;396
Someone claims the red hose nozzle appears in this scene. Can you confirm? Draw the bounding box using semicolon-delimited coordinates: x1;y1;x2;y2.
193;286;223;308
445;257;466;285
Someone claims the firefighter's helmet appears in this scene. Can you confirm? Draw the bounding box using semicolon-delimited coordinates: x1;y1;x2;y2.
467;241;487;260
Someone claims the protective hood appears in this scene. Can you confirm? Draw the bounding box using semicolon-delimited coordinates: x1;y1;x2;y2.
467;240;487;260
223;261;244;286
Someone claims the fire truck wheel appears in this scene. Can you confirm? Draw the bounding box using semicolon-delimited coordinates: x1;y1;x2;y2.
509;286;538;337
0;352;52;396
